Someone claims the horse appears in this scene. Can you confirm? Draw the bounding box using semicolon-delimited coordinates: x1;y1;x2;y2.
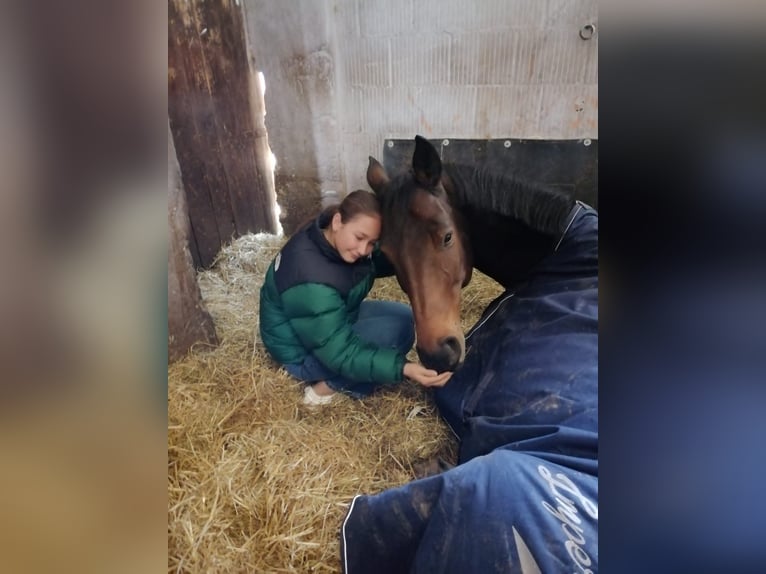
366;135;583;373
339;135;599;573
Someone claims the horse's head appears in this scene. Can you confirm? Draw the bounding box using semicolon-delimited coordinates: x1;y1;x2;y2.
367;136;472;372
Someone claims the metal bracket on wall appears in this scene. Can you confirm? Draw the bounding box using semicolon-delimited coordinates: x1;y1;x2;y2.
579;23;597;40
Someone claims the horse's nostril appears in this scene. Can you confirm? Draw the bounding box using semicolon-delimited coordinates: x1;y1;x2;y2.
442;336;462;356
417;338;464;372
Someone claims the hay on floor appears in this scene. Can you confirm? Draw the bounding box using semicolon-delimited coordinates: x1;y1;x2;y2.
168;233;503;572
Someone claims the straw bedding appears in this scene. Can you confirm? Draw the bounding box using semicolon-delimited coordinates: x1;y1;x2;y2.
168;233;503;573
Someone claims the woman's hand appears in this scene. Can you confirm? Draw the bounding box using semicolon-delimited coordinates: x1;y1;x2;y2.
403;362;453;388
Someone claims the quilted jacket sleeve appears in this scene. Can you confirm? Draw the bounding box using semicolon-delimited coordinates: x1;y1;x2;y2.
280;283;404;383
371;245;397;279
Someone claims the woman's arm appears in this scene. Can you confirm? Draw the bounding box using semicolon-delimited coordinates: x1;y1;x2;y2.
281;282;405;383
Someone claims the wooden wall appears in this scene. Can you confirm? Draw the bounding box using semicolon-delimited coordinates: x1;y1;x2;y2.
169;0;277;268
168;122;218;362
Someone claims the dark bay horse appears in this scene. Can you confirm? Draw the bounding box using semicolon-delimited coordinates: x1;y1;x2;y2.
343;136;598;572
367;135;581;373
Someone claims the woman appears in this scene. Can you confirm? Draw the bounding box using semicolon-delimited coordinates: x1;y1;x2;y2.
259;190;451;405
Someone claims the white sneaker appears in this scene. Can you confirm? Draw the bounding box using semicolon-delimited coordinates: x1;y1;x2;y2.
303;384;335;406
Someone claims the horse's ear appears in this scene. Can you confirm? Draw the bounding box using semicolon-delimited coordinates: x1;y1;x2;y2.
412;135;441;188
367;156;389;194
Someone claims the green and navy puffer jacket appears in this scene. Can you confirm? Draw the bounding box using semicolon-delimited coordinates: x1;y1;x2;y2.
259;214;405;384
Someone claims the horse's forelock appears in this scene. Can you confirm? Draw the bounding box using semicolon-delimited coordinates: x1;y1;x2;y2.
380;168;453;217
378;173;419;240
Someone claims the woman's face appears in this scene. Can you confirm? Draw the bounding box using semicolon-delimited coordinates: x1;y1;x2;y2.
330;212;381;263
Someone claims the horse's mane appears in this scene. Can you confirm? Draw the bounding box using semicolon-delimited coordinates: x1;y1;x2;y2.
444;163;575;235
378;163;575;237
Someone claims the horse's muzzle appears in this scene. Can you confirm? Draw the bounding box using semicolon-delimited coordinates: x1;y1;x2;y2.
417;335;464;373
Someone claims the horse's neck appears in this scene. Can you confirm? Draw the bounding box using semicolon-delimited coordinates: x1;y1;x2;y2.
445;164;563;289
461;208;556;289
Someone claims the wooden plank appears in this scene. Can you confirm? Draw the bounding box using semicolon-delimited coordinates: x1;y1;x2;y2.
169;0;277;268
169;0;234;267
168;122;218;361
196;0;277;236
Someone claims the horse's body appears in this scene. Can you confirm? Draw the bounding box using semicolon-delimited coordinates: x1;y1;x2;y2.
340;136;598;574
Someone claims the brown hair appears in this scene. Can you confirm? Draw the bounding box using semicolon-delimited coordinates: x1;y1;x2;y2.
319;189;380;227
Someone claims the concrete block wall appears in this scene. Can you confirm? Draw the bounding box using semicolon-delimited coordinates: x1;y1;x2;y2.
244;0;597;233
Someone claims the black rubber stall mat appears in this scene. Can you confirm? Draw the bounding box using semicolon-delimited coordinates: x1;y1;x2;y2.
382;138;598;210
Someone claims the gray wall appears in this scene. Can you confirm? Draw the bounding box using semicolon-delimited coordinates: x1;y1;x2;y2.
244;0;597;233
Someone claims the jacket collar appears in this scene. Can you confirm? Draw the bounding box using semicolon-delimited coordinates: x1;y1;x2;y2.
307;214;346;263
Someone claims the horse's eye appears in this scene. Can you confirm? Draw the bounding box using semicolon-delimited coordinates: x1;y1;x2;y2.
443;232;453;246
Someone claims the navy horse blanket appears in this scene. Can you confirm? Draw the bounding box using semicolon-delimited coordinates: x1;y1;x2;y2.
341;204;599;574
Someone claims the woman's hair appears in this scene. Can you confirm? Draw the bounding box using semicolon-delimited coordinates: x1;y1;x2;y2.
319;189;380;227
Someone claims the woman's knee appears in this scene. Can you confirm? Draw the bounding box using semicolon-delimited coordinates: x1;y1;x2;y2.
354;313;414;350
359;300;413;322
